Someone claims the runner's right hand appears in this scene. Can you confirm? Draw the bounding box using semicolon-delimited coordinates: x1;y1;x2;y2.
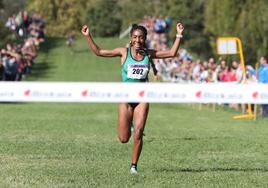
81;25;89;36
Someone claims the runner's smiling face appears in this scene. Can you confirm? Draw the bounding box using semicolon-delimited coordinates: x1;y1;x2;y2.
131;29;145;49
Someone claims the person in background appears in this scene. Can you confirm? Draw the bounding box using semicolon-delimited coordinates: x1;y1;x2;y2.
258;56;268;117
66;31;75;54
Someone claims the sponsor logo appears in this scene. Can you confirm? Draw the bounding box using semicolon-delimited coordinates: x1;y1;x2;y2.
195;91;202;98
146;91;186;99
82;90;88;97
0;91;14;97
203;92;224;99
202;92;242;100
24;90;72;98
252;91;258;99
24;89;31;96
83;91;129;98
89;91;111;98
139;90;145;97
252;92;268;100
113;92;129;98
260;93;268;99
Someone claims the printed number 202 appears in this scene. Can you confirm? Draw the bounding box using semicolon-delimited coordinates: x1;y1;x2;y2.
132;69;144;75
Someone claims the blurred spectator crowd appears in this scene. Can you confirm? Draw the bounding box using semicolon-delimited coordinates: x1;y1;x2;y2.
140;16;257;84
140;16;268;116
0;11;45;81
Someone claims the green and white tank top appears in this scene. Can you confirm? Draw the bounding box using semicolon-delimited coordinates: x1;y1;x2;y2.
121;48;150;82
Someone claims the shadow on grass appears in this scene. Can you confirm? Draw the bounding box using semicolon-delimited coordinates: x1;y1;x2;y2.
25;61;56;81
146;136;233;143
156;167;268;173
178;137;232;141
24;37;62;81
0;102;25;105
72;49;89;54
39;37;63;53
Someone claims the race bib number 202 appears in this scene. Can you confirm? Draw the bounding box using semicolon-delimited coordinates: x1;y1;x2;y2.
127;64;149;79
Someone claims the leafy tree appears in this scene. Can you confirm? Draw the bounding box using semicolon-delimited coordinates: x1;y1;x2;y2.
1;0;27;19
167;0;212;59
204;0;245;56
118;0;146;29
236;0;268;63
204;0;268;64
27;0;82;36
118;0;169;30
0;0;4;47
85;0;122;37
21;0;268;64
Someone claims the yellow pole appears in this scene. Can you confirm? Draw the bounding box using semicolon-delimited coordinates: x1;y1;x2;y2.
236;38;254;115
217;37;255;119
235;38;247;81
217;37;247;79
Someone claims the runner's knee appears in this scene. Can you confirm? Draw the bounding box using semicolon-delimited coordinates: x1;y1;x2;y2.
118;135;130;143
133;127;144;141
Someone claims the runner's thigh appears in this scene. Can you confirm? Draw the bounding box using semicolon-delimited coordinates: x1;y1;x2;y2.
133;103;149;130
118;103;133;138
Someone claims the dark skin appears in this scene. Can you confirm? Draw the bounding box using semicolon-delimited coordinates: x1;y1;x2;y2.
81;23;184;166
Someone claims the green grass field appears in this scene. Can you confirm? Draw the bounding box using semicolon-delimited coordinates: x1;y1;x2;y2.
0;37;268;188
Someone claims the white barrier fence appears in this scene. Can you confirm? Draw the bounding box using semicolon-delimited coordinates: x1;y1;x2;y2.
0;82;268;104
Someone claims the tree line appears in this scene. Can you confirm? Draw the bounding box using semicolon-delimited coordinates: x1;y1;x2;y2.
1;0;267;64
